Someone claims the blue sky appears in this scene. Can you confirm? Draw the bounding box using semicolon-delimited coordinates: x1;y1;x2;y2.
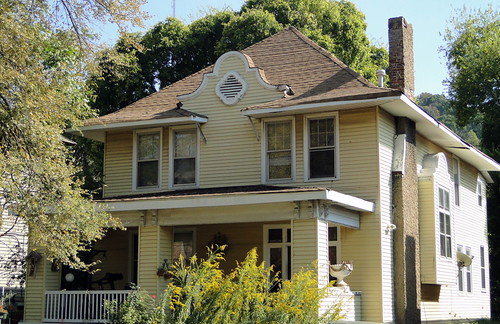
99;0;496;96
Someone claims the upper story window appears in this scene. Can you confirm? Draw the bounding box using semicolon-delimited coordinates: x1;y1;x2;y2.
263;118;295;182
477;179;483;207
304;114;339;180
133;129;162;190
453;157;460;206
170;127;198;187
439;187;452;258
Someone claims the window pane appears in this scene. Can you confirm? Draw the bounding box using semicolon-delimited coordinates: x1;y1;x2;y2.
310;149;334;178
445;214;451;235
309;118;334;148
286;228;291;243
439;189;444;209
175;129;196;158
137;161;159;187
481;268;486;289
173;232;194;262
328;227;338;242
270;247;283;280
269;151;291;179
287;246;292;280
138;133;160;160
268;229;283;243
444;191;450;211
440;213;445;233
458;267;464;291
440;235;446;256
446;237;452;258
329;246;337;265
466;272;472;292
267;121;291;151
174;158;196;184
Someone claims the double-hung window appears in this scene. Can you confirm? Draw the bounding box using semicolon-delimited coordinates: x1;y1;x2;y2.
477;179;483;207
170;128;198;187
264;119;294;181
439;188;452;258
480;245;486;290
134;129;162;190
305;114;338;180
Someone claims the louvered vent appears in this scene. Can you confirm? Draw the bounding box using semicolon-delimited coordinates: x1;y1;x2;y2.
216;72;247;105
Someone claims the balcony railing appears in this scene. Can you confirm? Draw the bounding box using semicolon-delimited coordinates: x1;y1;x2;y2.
44;290;131;323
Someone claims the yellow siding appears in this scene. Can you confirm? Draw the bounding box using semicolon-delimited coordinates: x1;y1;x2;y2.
138;225;172;297
24;251;60;322
195;222;264;273
104;131;133;197
419;179;436;283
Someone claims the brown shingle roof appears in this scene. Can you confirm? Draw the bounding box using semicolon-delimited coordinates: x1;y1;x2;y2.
87;27;399;126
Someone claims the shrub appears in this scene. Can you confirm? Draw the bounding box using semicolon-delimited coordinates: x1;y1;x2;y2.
107;246;343;323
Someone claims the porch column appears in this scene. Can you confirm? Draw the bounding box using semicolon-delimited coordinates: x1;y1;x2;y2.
292;218;329;286
23;250;60;323
137;222;172;297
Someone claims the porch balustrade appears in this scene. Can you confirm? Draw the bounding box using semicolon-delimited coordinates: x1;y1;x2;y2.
44;290;131;323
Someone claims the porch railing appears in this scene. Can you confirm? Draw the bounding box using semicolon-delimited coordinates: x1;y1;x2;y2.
44;290;131;323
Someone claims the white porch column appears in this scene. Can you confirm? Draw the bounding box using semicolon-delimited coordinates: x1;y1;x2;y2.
292;218;329;286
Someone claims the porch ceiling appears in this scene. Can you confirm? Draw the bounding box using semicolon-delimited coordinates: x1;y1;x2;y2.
98;185;375;213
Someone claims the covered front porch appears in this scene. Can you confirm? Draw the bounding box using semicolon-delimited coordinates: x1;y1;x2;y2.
23;186;373;323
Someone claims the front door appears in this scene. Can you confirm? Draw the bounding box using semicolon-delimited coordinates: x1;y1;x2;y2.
263;225;292;282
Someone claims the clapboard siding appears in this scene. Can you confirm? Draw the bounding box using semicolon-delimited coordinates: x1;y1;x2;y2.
416;135;490;321
378;109;395;322
0;213;27;287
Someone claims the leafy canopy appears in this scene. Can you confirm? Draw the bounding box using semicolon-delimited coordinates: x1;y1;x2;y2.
0;0;146;271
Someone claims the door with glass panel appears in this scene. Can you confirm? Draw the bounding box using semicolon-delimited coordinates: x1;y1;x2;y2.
264;225;292;288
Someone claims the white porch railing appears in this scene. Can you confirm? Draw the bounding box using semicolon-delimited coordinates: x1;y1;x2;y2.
44;290;131;323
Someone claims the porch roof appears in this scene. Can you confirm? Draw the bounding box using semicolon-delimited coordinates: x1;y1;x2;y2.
97;185;375;213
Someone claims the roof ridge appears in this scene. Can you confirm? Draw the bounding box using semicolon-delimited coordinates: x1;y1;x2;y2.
286;27;378;89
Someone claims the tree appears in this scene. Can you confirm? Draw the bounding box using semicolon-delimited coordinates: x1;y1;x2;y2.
443;6;500;317
0;0;146;272
415;92;481;147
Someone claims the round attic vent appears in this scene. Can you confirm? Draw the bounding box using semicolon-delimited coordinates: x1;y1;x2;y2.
216;71;247;105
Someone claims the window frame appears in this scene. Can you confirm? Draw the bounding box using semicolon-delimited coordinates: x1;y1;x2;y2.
263;224;292;281
132;128;163;191
303;112;340;181
477;179;484;207
452;157;460;206
328;225;341;266
172;227;196;265
480;245;486;290
438;187;452;258
169;126;200;189
261;117;296;183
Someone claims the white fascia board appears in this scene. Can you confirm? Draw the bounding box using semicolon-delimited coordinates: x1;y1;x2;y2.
101;189;375;213
67;116;208;142
242;96;396;118
325;190;375;212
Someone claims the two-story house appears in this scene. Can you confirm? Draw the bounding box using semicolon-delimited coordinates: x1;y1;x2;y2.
21;17;499;323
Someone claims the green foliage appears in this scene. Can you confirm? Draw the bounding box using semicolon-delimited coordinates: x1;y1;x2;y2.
0;0;146;270
416;92;481;147
107;247;343;324
443;6;500;317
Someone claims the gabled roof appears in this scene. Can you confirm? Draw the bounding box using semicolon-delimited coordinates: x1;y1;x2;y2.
76;27;500;174
83;27;397;128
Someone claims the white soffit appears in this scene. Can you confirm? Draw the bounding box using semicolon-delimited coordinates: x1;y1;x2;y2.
100;188;375;213
68;116;208;142
380;95;500;173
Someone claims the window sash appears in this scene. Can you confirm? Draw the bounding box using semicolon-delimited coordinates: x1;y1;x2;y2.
266;121;292;180
439;212;452;258
308;117;336;179
173;129;197;185
135;132;160;188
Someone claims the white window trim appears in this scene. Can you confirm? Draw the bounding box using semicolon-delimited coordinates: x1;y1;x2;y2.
263;224;292;280
169;126;200;189
261;117;296;183
328;224;341;265
465;246;472;293
480;245;487;291
452;156;460;206
132;128;163;191
438;186;452;259
303;112;340;181
477;178;484;208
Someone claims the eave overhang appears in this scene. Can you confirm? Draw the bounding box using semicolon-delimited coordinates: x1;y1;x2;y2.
243;94;500;177
68;115;208;142
98;187;375;214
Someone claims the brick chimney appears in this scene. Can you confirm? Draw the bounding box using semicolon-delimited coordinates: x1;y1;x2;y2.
388;17;415;100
